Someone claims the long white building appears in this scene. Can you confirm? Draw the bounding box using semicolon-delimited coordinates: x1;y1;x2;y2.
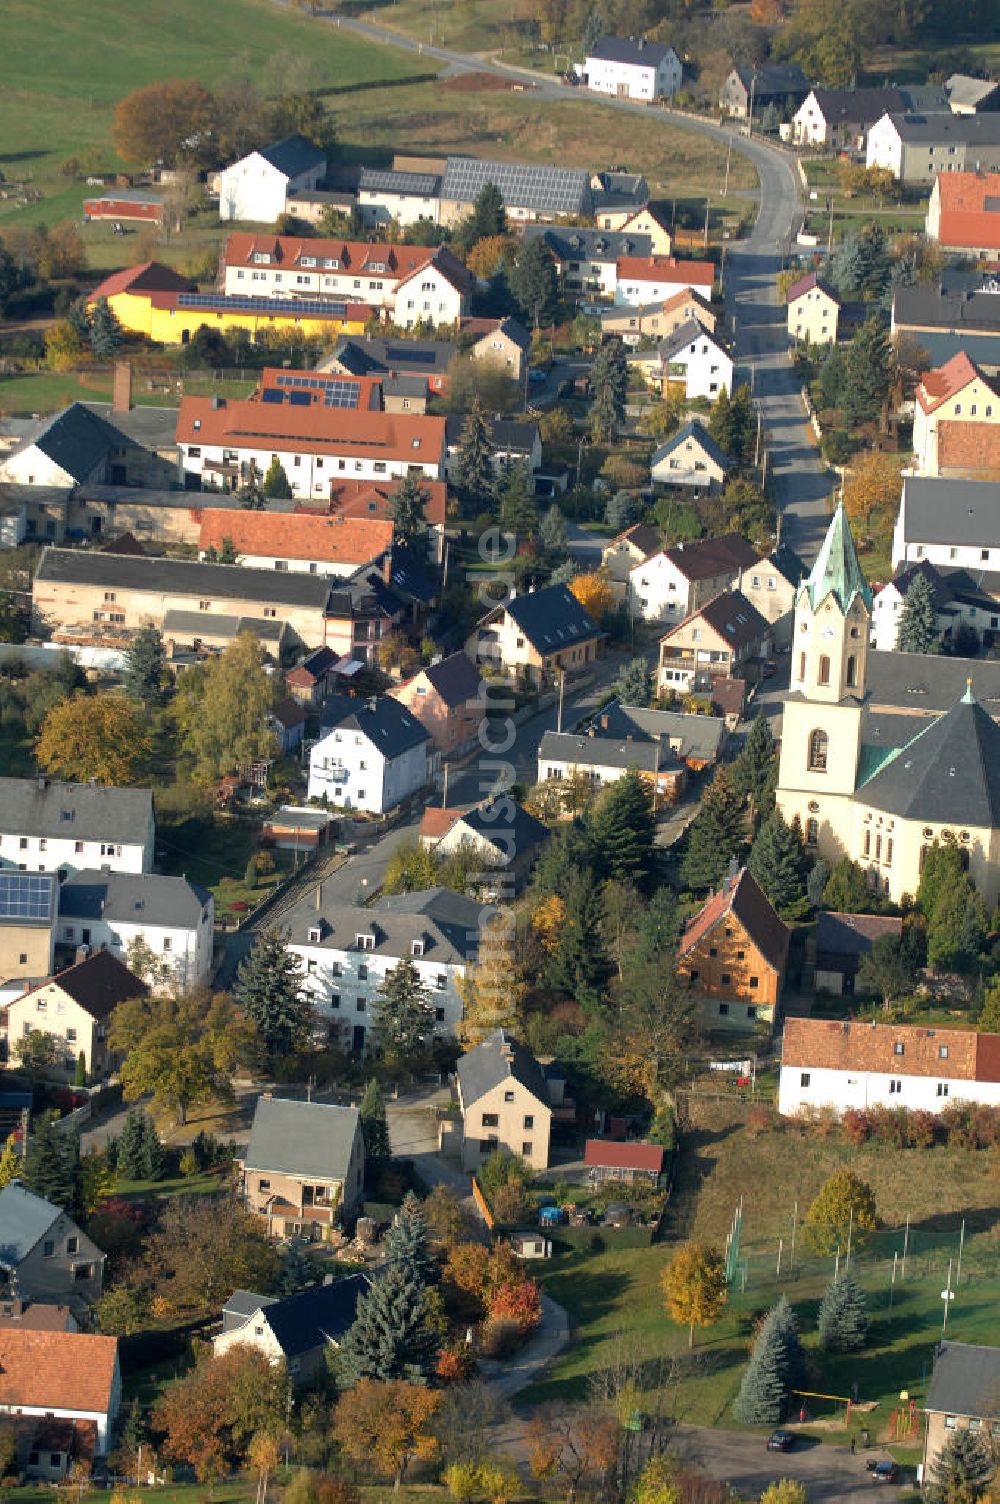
779;1017;1000;1116
56;870;214;993
0;778;154;878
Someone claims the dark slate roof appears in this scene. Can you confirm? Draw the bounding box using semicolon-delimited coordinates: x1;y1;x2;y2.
444;417;539;454
663;532;759;582
894;282;1000;335
866;650;1000;717
455;799;550;857
23;405;130;484
326;336;456;378
244;1097;361;1180
657;318;725;363
901;476;1000;548
523;225;653;263
58;871;211;928
610;523;662;559
499;584;603;654
0;777;152;844
258;1274;370;1357
855;685;1000;824
35;548;333;608
896;330;1000;369
318;693;429;757
652;419;732;472
374;887;497;953
926;1341;1000;1418
38;948;148;1020
162;610;286;645
284;885;495;962
815;910;903;961
258;133;327;180
587;34;676;66
589;699;726;760
539;729;667;774
223;1289;277;1321
807;86;908;124
456;1029;550;1108
884;558;960;613
677;589;769;651
0;1183;61;1266
420;651;484;706
732;65;809;97
766;545;808;588
890;112;1000;144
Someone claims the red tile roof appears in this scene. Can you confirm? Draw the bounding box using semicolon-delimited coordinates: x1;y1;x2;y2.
176;396;446;463
938;420;1000;477
0;1329;118;1414
935;172;1000;252
615;254;714;290
659;287;713;317
323;477;448;529
419;806;469;842
223;232;438;280
255;368;384;411
917;351;991;413
88;261;195;302
782;1016;1000;1082
584;1139;665;1173
199;509;392;565
679;867;789;974
786;271;839;305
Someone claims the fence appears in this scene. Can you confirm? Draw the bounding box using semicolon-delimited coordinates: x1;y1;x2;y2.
472;1175;495;1231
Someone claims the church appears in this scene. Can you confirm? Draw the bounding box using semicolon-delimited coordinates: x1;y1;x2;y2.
775;505;1000;906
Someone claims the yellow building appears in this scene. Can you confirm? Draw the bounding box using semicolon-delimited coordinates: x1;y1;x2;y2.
615;206;674;253
5;949;147;1081
87;261;371;345
776;505;1000;906
786;272;840;345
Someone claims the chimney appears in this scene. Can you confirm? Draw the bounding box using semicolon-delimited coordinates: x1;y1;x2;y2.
211;394;226;410
601;714;609;729
112;360;133;413
381;550;393;585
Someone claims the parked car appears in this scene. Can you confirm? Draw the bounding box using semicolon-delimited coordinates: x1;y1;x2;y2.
869;1461;899;1484
528;367;548;385
767;1431;795;1453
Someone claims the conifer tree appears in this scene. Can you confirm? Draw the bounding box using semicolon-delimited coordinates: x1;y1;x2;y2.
372;959;435;1063
232;927;310;1057
384;1191;438;1285
731;714;777;828
339;1258;438;1383
843;317;894;426
263;456;293;499
896;573;937;654
590;768;656;892
547;867;609;1007
453;398;494;512
510;237;558;329
389;473;429;550
359;1078;391;1176
123;624;165;708
89;297;122;358
733;1296;803;1426
927;1428;995;1504
24;1113;79;1217
116;1110;164;1182
499;462;539;540
817;1273;869;1352
589;337;628;440
748;809;810;917
539;503;568;560
612;657;653;708
681;767;744;893
275;1237;314;1297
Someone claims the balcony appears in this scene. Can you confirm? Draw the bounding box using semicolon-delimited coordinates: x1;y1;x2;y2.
314;763;348;783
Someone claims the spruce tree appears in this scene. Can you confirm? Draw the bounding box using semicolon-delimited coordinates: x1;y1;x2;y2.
547;866;610;1008
24;1113;79;1217
360;1078;391;1175
748;809;809;917
263;457;293;499
817;1273;869;1352
453;398;494;512
89;298;122;358
590;768;655;892
927;1429;995;1504
232;926;310;1056
613;657;653;708
372;959;435;1063
123;624;165;708
681;767;744;893
469;181;507;242
499;462;539;540
116;1111;146;1180
389;473;429;550
733;1296;803;1426
589;337;628;440
384;1191;438;1285
843;317;893;426
510;237;558;329
896;573;937;654
731;714;777;828
806;859;829;910
275;1237;314;1297
605;490;645;532
339;1258;439;1383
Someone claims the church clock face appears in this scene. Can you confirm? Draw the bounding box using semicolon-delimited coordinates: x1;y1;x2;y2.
820;626;835;640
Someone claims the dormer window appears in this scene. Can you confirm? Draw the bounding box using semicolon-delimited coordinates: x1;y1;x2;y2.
412;939;424;957
308;925;322;943
356;933;375;952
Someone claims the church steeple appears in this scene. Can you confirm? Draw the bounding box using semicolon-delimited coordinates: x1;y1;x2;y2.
790;504;872;705
802;502;873;616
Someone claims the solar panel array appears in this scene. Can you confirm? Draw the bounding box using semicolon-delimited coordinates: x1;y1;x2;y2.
441;157;590;216
384;345;438;367
271;373;363;409
359;168;441;196
0;872;54;923
176;293;353;318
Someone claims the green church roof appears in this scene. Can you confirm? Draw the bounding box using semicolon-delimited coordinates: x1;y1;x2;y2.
803;503;873;615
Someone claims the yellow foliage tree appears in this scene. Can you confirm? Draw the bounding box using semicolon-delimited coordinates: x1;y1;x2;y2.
803;1169;877;1256
661;1241;728;1347
531;895;567;954
332;1380;440;1489
466;236;517;280
0;1134;21;1189
36;692;152;785
45;320;87;372
569;571;613;622
458;914;526;1043
843;451;902;539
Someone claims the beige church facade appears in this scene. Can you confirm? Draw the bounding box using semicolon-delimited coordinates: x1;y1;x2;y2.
776;506;1000;907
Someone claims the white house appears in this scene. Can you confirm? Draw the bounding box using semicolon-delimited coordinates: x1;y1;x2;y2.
650;419;731;492
911;352;1000;478
56;871;214;993
614;254;714;307
632;319;733;401
891;475;1000;572
217;134;328;223
867;110;1000;186
356;167;443;229
307;695;430;813
583;36;682;102
0;778;154;878
627;532;758;624
0;1329;121;1455
779;1016;1000;1117
791;86;907;150
0;405;131;490
285;886;496;1052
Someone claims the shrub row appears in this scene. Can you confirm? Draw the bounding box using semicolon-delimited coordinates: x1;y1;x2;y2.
751;1100;1000;1151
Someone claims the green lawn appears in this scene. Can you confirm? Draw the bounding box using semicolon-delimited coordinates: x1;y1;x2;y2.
115;1167;227;1200
0;0;419;231
157;815;294;920
0;368;256;417
528;1099;1000;1436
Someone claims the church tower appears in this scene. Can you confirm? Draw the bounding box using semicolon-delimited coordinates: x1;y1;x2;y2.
776;506;872;848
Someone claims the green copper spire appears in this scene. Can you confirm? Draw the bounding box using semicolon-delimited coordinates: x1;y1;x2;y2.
963;677;975;704
804;502;873;614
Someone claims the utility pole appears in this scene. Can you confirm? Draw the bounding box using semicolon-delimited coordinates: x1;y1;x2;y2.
748;74;756;138
442;761;450;810
442;536;450;590
723;134;733;198
942;1257;955;1333
556;670;566;733
827;197;835;256
703;199;710;248
902;1214;910;1280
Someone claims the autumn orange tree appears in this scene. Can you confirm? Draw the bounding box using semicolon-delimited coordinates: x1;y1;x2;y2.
466;236;517;280
36;693;152;785
113;80;217;167
526;1403;619;1496
153;1347;289;1481
332;1380;440;1488
843;451;902;542
569;570;613;622
661;1241;728;1347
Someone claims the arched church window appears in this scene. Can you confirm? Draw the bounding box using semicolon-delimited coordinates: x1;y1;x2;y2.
818;655;831;686
798;651;806;680
846;655;857;688
806;818;819;846
808;729;828;771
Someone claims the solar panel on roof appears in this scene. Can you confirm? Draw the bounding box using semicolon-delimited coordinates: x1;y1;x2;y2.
385;346;437;366
0;872;53;922
270;372;362;409
261;389;284;403
176;293;352;318
289;390;311;406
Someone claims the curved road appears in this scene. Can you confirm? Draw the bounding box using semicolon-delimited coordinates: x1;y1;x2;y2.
329;11;832;557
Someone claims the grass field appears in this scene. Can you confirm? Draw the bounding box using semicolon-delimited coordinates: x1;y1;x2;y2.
528;1098;1000;1437
157;815;296;919
0;368;256;416
0;0;418;231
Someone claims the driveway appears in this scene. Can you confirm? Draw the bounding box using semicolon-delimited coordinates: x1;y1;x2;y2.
673;1426;903;1504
